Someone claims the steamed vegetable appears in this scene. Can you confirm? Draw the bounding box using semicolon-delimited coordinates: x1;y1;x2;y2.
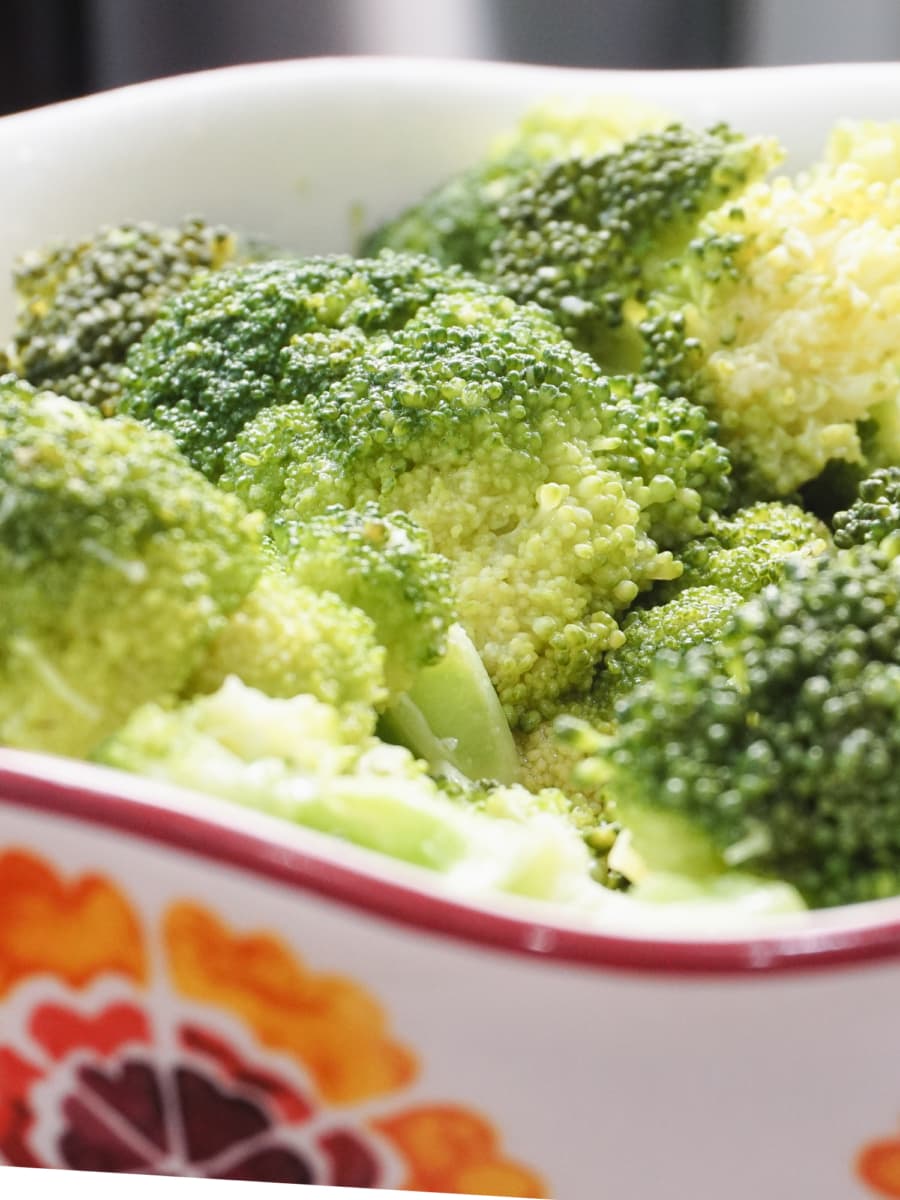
4;97;900;917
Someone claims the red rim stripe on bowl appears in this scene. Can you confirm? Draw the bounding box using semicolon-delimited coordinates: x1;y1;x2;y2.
4;759;900;976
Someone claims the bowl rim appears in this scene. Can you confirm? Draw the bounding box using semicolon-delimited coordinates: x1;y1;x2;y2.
3;57;900;977
4;753;900;977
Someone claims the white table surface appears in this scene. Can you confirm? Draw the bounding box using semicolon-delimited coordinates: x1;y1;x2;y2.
0;1168;529;1199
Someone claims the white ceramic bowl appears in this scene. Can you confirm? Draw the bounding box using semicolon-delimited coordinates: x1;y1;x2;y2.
2;59;900;1199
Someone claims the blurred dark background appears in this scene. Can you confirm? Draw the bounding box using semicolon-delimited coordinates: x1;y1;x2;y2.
4;0;900;116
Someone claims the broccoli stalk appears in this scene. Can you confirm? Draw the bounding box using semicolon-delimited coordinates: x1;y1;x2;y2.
378;624;520;785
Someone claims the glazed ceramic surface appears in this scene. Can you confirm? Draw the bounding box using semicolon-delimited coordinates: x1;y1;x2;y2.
2;59;900;1199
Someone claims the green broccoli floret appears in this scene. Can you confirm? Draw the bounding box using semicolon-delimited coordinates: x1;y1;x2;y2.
582;537;900;907
368;121;776;371
0;377;263;757
8;218;258;414
833;467;900;548
483;125;778;372
269;504;518;784
120;253;483;479
592;584;744;718
651;121;900;496
186;565;388;733
222;284;705;726
270;504;454;696
363;97;669;270
659;501;832;599
518;585;743;877
96;677;604;908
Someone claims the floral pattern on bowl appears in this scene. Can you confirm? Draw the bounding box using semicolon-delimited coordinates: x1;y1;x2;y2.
0;849;546;1196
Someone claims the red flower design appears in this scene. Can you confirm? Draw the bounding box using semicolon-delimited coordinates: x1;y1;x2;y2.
0;851;547;1195
3;996;390;1185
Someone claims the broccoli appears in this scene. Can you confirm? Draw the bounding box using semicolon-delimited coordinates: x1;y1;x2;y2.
8;99;900;921
371;112;900;501
119;253;482;479
518;585;745;878
833;466;900;548
363;97;670;271
270;504;454;697
368;123;777;371
378;623;521;786
581;537;900;907
269;503;519;783
8;218;259;414
0;377;263;757
97;677;605;908
656;501;832;600
221;282;717;725
186;503;518;784
484;125;778;373
186;565;388;735
650;120;900;496
591;584;744;719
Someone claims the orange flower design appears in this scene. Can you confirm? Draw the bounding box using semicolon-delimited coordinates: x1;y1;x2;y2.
0;850;146;996
375;1106;547;1197
164;902;416;1106
0;849;547;1195
859;1127;900;1197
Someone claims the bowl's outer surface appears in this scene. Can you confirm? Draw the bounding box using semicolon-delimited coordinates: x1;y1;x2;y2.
2;58;900;1198
2;772;899;1199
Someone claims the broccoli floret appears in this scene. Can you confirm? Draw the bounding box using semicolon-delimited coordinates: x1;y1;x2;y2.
223;286;701;725
833;467;900;548
270;503;454;696
186;565;388;732
269;504;518;783
654;121;900;496
120;253;483;479
368;121;775;371
0;377;263;757
518;586;744;872
8;218;257;414
589;377;732;548
483;125;778;371
592;584;744;718
583;538;900;907
96;677;604;907
659;501;831;599
513;693;624;885
363;97;669;269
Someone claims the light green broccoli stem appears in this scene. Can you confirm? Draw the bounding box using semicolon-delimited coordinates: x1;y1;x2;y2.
379;624;520;785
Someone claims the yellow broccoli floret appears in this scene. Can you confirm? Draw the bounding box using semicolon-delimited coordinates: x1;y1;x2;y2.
676;121;900;494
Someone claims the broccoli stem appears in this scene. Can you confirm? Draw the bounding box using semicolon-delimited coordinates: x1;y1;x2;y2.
379;624;519;785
